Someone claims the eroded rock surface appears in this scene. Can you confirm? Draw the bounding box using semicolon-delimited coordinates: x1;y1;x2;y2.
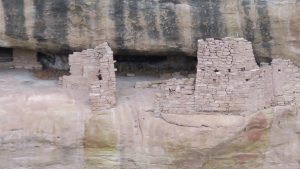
84;77;300;169
0;69;90;168
1;41;300;169
1;0;300;63
0;69;299;168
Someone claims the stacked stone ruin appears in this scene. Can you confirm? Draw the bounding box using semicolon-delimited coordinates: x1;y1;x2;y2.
61;39;300;114
13;48;42;70
62;42;117;111
196;38;265;112
155;37;300;115
156;78;195;114
271;59;300;105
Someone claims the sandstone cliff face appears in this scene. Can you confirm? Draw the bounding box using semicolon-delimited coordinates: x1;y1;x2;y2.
83;83;300;169
0;0;300;63
1;69;300;168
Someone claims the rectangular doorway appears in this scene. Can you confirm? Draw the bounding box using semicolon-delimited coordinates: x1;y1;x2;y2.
0;47;13;62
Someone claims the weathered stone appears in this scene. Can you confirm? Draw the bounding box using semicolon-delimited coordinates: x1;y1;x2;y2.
0;1;300;64
62;42;117;112
0;68;300;168
151;38;300;115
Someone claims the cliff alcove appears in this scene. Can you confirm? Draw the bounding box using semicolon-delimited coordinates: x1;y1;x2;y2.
1;0;300;168
114;54;197;77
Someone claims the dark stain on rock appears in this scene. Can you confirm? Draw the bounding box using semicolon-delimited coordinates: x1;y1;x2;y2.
94;0;101;27
33;0;69;45
256;0;272;58
73;0;93;47
112;0;126;48
33;0;46;42
159;0;180;42
92;0;101;46
47;0;69;44
189;0;225;49
143;0;159;39
241;0;255;42
241;0;261;63
128;0;143;43
74;0;90;34
2;0;28;40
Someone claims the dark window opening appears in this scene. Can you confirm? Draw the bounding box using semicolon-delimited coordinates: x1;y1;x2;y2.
257;57;272;66
278;69;281;72
98;74;102;80
0;47;13;62
241;67;246;71
214;69;219;72
213;79;217;82
228;69;231;72
245;79;250;82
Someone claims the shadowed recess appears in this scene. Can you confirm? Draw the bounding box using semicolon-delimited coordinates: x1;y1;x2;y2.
114;54;197;74
0;47;13;62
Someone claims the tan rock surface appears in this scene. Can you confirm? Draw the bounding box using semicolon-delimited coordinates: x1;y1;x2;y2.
0;70;299;168
1;1;300;63
0;69;90;168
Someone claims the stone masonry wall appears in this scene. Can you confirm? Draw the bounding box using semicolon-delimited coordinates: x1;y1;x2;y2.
271;59;300;105
195;38;266;113
89;44;117;111
156;78;195;114
154;38;300;115
13;48;42;70
62;42;117;111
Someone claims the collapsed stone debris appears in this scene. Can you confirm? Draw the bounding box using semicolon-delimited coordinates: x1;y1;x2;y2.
61;42;117;111
147;38;300;115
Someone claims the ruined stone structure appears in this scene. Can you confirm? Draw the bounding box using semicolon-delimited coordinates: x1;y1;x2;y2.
13;48;42;70
271;59;300;105
195;38;267;113
156;78;195;115
0;48;41;69
153;38;300;115
62;42;117;111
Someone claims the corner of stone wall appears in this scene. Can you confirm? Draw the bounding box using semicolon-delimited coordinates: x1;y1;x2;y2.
155;37;300;115
62;43;117;112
